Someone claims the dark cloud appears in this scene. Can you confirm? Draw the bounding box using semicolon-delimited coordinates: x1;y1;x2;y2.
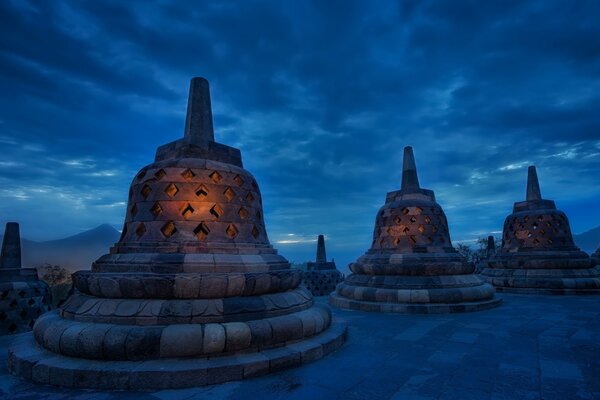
1;0;599;269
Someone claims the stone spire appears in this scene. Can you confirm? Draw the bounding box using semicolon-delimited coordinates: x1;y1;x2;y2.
401;146;420;192
316;234;327;263
481;165;599;295
184;77;214;141
8;77;345;387
526;165;542;201
0;222;21;269
486;235;495;257
331;146;500;313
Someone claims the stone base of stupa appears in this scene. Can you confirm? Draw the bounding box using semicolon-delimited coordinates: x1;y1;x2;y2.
8;300;347;390
0;271;52;335
302;270;344;297
591;252;599;268
8;320;346;390
329;273;501;314
481;251;600;295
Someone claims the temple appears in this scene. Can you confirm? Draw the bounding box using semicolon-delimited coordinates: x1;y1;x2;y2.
475;236;496;273
330;147;500;313
0;222;51;335
302;235;343;296
593;247;600;267
8;77;346;389
480;166;600;294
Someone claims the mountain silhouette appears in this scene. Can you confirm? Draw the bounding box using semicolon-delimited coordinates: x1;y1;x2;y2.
0;224;120;272
1;223;599;271
573;226;600;253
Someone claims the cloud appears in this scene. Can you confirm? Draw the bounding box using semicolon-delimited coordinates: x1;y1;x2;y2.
1;0;599;267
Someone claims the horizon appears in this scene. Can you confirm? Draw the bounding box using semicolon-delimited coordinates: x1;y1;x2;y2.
1;1;600;270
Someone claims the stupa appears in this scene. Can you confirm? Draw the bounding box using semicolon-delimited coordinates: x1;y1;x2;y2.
329;147;501;313
592;247;600;267
0;222;51;335
475;236;496;273
8;77;346;389
302;235;343;296
481;166;600;294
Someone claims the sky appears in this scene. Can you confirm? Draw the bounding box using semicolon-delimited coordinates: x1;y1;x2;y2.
1;0;599;269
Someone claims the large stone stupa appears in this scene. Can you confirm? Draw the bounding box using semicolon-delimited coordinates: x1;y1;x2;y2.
330;147;501;313
0;222;52;335
8;77;346;390
302;235;343;296
481;166;600;294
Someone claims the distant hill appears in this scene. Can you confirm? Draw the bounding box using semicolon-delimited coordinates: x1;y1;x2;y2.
0;224;120;272
574;226;600;254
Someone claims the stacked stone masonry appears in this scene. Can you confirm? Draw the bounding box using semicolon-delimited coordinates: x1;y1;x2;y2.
480;166;600;294
8;77;346;389
330;146;501;313
302;235;344;296
0;222;52;335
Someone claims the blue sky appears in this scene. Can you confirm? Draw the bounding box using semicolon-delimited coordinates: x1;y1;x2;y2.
1;0;599;269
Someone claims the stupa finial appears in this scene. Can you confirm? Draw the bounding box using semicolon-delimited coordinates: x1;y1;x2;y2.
401;146;420;191
0;222;21;269
184;77;214;141
316;235;327;263
486;235;496;257
526;165;542;201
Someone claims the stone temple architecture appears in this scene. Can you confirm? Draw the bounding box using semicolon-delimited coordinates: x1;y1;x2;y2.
8;77;346;389
0;222;51;335
591;245;600;267
481;166;600;294
329;147;500;313
302;235;343;296
475;236;496;273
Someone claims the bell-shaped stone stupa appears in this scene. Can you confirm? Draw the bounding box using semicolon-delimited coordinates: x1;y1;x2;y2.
330;147;500;313
481;166;600;294
475;236;496;273
302;235;343;296
0;222;51;335
592;247;600;267
8;78;346;389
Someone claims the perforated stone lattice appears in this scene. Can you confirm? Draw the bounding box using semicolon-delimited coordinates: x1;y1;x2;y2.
120;165;267;245
371;204;452;251
502;211;575;251
0;282;51;335
303;270;344;297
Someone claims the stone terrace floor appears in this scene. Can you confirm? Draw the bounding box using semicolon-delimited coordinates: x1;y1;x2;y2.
0;293;599;400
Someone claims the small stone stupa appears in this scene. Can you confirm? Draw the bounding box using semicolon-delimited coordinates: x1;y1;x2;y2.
9;78;346;390
592;247;600;267
330;147;500;313
481;166;600;294
302;235;343;296
0;222;51;335
475;236;496;273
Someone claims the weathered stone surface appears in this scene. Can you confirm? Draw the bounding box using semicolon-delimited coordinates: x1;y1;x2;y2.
330;147;500;313
481;166;600;294
302;235;344;296
9;77;345;389
0;223;52;335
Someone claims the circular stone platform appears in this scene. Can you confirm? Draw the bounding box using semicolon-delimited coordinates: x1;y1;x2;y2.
480;166;600;295
8;320;346;390
330;147;501;314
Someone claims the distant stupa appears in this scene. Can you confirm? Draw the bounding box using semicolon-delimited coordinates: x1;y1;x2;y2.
330;147;501;313
481;166;600;294
475;236;496;273
9;77;346;389
0;222;51;335
593;247;600;267
302;235;343;296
